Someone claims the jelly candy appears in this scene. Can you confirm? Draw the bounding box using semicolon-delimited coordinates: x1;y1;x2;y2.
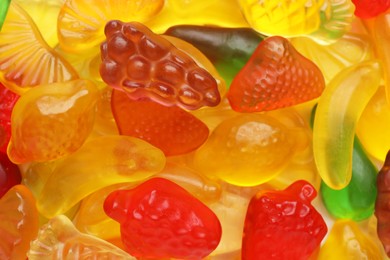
227;36;325;112
37;135;166;218
357;86;390;161
313;61;382;189
318;220;382;259
0;0;10;30
0;82;19;153
0;152;21;198
242;180;327;259
100;20;221;110
104;177;222;259
7;79;99;164
165;25;266;87
0;184;39;259
0;2;78;94
58;0;164;54
28;215;134;260
193;113;303;186
352;0;390;19
112;89;209;156
375;150;390;257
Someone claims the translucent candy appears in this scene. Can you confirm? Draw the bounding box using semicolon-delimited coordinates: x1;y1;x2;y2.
0;2;78;94
8;79;99;164
0;0;10;30
0;185;39;259
0;83;19;153
37;135;166;218
313;61;382;189
28;215;135;260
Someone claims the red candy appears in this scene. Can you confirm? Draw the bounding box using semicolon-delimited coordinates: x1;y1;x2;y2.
242;180;327;260
100;20;221;110
111;89;209;156
0;83;19;152
103;177;222;259
0;153;21;198
352;0;390;19
227;36;325;112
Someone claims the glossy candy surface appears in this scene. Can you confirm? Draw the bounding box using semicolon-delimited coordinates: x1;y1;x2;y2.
352;0;390;19
227;36;325;112
100;20;221;110
242;180;327;259
0;83;19;153
104;177;222;259
0;152;21;198
112;89;209;156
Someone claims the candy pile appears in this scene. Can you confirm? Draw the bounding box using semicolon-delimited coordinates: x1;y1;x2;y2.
0;0;390;259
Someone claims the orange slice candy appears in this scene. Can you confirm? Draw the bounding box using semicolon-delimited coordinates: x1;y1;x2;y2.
0;2;78;95
0;185;39;259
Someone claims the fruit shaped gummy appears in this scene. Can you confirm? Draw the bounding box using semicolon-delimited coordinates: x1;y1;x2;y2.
227;36;325;112
28;215;135;260
313;61;382;190
357;86;390;162
318;220;382;259
375;150;390;257
0;152;21;198
37;135;166;218
104;177;222;259
164;25;266;87
352;0;390;19
238;0;354;42
0;184;39;259
0;2;78;95
0;82;19;153
242;180;327;260
58;0;164;54
193;112;307;186
112;89;209;156
7;79;99;164
100;20;221;110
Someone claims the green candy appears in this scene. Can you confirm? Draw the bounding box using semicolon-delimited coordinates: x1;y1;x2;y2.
0;0;11;31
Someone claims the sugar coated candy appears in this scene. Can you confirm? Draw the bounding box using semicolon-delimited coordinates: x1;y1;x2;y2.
100;20;221;110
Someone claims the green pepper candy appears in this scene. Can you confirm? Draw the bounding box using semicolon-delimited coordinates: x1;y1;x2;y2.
0;0;11;31
164;25;266;87
311;105;377;221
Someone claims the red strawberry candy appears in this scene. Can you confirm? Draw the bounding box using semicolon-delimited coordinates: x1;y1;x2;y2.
227;36;325;112
0;83;19;152
242;180;327;260
352;0;390;19
111;89;209;156
100;20;220;110
104;177;222;259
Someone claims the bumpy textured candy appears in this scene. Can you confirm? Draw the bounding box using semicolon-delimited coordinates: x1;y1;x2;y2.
100;20;221;110
0;83;19;153
321;138;377;221
313;61;382;189
318;220;381;259
0;0;10;30
193;113;303;186
238;0;354;42
0;2;78;94
112;89;209;156
227;36;325;112
37;135;165;218
58;0;164;54
165;25;266;87
104;178;222;259
0;153;21;198
357;87;390;161
0;185;39;259
28;215;134;260
352;0;390;19
7;79;99;164
242;180;327;259
375;150;390;257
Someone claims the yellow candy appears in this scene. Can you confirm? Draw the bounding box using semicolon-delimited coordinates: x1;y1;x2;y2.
318;220;382;259
37;135;166;218
313;61;382;189
8;79;99;164
28;215;135;260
